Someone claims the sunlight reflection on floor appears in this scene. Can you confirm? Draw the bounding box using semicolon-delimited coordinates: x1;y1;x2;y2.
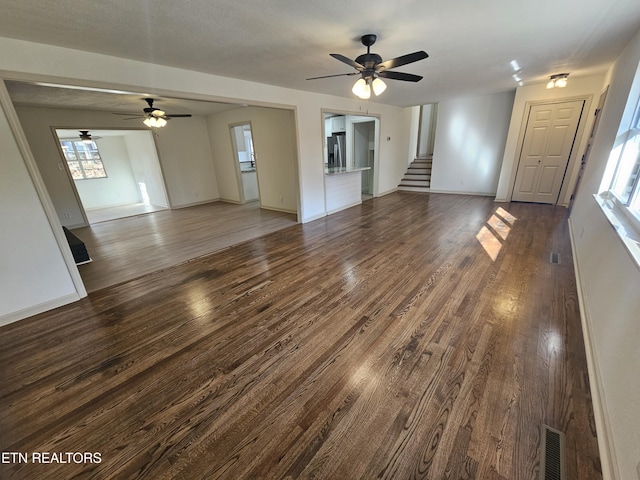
476;207;517;261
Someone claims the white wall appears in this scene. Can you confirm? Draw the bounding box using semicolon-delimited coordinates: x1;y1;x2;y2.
124;131;169;208
73;136;141;210
0;85;81;325
569;28;640;480
152;115;219;207
206;106;298;213
495;74;606;204
431;90;515;195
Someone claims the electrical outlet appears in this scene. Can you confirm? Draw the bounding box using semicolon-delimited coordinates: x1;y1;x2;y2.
279;195;284;204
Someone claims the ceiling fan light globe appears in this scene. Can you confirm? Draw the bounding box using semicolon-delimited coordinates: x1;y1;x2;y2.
546;80;555;89
156;117;168;127
352;78;368;98
372;78;387;96
154;109;166;117
555;77;568;88
359;84;371;99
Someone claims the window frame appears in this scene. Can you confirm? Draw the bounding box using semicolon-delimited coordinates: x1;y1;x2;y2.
59;139;108;180
595;73;640;269
603;93;640;231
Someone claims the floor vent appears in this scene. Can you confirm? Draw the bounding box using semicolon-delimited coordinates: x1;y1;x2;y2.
540;424;566;480
550;252;560;264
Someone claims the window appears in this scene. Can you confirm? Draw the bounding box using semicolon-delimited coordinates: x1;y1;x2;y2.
600;75;640;231
596;67;640;267
59;140;107;180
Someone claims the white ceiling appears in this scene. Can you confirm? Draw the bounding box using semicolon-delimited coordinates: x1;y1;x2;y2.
1;0;639;107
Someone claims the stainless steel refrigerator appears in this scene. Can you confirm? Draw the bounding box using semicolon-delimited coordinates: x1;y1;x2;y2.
327;133;346;168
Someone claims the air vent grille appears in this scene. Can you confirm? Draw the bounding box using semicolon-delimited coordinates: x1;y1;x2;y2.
550;252;560;264
540;424;565;480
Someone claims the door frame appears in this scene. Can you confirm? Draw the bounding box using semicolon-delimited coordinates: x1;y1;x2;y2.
508;94;593;205
569;86;609;212
228;121;260;205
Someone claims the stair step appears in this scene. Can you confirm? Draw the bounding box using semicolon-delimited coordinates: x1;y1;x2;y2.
398;185;431;192
403;174;431;181
399;180;431;187
399;156;433;192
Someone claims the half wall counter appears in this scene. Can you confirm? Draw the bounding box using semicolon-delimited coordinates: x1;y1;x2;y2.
324;166;370;214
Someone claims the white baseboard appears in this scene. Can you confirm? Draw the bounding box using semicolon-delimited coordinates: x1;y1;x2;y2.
172;198;222;209
0;293;82;327
567;218;620;480
260;205;297;215
427;188;495;197
301;211;327;223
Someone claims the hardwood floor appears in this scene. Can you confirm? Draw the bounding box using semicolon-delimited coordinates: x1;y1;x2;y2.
73;201;298;292
84;203;168;224
0;193;601;479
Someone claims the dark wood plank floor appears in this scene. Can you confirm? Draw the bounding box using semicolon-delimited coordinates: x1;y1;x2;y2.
73;201;298;292
0;192;601;480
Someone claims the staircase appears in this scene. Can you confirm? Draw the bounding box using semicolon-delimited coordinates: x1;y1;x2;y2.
398;156;432;192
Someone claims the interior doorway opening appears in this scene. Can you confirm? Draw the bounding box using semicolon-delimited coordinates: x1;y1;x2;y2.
353;120;376;198
323;112;380;200
55;129;169;224
229;123;260;204
417;103;438;158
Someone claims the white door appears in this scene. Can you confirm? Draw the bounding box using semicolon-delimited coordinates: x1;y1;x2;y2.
512;100;584;204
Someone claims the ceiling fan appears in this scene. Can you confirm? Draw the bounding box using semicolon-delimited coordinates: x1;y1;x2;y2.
113;98;192;128
78;130;100;143
307;34;429;99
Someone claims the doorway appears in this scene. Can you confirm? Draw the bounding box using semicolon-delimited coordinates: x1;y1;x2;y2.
323;112;380;199
230;123;259;203
55;129;169;224
353;120;375;196
417;103;438;158
511;100;585;204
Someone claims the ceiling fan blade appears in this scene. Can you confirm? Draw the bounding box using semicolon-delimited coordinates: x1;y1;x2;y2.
330;53;365;71
376;51;429;71
112;112;144;117
165;114;192;118
307;72;358;80
378;70;423;82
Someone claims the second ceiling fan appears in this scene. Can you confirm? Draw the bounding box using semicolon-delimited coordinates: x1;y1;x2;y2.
307;34;429;99
113;98;192;128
